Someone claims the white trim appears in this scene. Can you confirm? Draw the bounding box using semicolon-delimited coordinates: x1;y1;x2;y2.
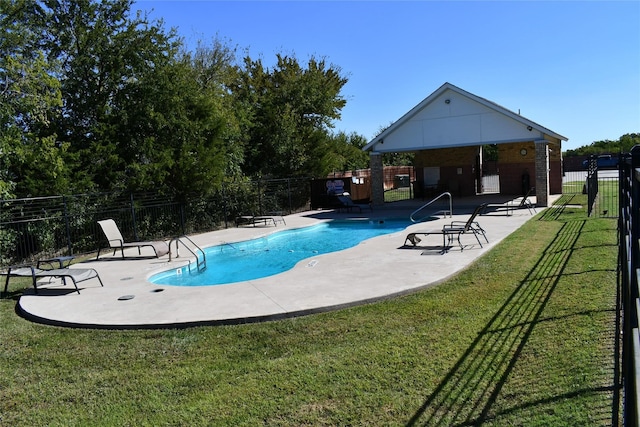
363;82;567;152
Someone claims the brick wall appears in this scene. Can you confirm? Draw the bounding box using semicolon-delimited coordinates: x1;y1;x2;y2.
413;146;479;197
415;146;478;167
412;140;563;196
546;136;563;194
498;143;534;195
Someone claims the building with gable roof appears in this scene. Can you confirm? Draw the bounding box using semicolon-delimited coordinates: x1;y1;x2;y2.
362;83;568;206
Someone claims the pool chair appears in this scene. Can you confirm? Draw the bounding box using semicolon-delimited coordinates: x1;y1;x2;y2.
235;214;286;227
335;194;371;213
481;188;536;216
404;203;489;253
2;264;103;295
97;219;170;259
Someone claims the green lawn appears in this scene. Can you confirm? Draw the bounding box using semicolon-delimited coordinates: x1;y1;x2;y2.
384;186;412;202
0;200;619;426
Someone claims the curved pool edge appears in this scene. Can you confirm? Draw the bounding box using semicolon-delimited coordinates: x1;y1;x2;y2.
149;217;415;287
16;279;446;330
14;207;539;329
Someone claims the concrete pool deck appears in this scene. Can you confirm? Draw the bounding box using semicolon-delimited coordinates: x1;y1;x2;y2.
16;196;546;329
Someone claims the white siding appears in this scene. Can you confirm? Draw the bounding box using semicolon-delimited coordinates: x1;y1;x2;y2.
381;93;538;150
422;114;482;147
383;120;422;150
365;83;565;153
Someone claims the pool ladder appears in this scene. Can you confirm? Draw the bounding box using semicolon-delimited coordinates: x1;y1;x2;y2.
169;235;207;273
410;192;453;223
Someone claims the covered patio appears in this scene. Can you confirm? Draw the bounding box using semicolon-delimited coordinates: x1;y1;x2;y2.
363;82;568;207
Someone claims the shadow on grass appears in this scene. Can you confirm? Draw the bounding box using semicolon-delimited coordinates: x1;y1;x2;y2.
406;218;620;426
1;288;23;301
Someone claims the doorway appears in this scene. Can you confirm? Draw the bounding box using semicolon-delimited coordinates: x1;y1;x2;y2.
479;144;500;194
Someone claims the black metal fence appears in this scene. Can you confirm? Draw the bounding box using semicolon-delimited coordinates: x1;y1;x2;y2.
618;146;640;426
585;155;599;216
0;178;310;267
328;166;415;203
563;165;619;219
562;170;586;195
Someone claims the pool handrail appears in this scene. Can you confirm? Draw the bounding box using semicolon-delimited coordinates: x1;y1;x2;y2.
410;192;453;223
169;235;207;273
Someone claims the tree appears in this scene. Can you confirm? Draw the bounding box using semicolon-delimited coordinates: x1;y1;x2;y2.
32;0;229;198
235;54;348;178
106;56;227;198
564;133;640;156
618;133;640;152
38;0;179;192
2;0;355;200
315;131;369;176
188;37;248;180
0;0;66;198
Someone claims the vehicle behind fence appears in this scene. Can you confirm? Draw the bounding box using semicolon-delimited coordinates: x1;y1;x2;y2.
0;178;310;267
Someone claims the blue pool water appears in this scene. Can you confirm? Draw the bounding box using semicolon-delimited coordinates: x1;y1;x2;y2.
150;219;413;286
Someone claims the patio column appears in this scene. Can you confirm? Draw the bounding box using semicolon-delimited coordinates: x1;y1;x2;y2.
534;140;550;207
370;152;384;206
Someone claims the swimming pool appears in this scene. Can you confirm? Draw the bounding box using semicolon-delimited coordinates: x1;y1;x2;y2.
150;219;413;286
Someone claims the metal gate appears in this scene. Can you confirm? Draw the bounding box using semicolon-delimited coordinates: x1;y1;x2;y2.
563;155;619;218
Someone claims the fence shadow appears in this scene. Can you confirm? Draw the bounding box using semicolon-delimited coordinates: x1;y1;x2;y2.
406;218;619;425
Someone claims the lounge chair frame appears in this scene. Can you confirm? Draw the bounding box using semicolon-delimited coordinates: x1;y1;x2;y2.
2;264;103;295
97;219;170;259
405;203;489;253
481;188;536;216
335;194;371;213
236;215;286;227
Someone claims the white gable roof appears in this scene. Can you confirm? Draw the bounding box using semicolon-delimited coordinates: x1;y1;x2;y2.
363;82;567;153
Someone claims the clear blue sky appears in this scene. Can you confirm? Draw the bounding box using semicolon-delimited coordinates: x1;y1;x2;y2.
133;1;640;151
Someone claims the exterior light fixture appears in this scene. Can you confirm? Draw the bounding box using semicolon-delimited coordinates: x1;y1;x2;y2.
527;126;533;131
445;99;451;104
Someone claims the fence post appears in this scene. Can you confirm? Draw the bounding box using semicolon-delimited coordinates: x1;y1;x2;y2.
585;155;598;217
130;193;139;240
223;183;229;229
180;203;186;235
258;180;263;215
287;178;292;214
63;195;73;256
622;146;640;425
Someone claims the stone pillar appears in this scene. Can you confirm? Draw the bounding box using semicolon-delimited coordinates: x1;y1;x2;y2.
534;140;549;207
370;152;384;206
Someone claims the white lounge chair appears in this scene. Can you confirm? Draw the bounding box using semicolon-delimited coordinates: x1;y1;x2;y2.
97;219;169;259
2;264;103;295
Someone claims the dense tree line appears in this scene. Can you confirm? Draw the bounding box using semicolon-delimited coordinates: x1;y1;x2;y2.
0;0;370;200
564;133;640;156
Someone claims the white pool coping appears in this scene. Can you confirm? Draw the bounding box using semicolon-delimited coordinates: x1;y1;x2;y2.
16;197;543;329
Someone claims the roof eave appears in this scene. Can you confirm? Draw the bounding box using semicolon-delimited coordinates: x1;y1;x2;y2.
362;82;568;152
